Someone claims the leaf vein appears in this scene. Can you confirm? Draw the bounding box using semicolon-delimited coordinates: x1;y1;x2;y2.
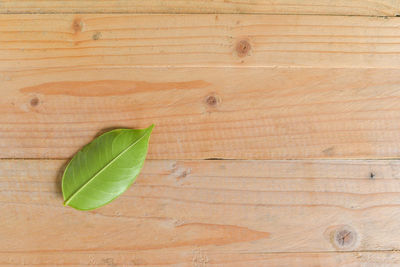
63;126;152;206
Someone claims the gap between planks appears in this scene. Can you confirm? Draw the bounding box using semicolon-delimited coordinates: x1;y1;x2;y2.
0;12;399;18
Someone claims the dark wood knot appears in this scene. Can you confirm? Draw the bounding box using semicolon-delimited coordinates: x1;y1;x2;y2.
30;97;39;107
236;40;251;57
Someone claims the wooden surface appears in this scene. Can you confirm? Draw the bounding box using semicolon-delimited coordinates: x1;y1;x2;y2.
3;67;400;159
3;15;400;159
4;251;400;267
3;159;400;266
3;14;400;69
2;1;400;266
1;0;399;16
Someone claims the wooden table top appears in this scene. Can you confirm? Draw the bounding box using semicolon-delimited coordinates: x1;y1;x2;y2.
2;1;400;266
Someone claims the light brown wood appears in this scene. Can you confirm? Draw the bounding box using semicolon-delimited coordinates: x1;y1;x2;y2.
2;251;400;266
1;0;399;16
3;14;400;69
2;67;400;159
2;9;400;266
2;159;400;265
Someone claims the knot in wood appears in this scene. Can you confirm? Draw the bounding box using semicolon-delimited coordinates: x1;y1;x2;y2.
72;18;83;33
205;95;218;107
30;97;39;107
333;226;357;249
92;32;102;40
236;40;251;57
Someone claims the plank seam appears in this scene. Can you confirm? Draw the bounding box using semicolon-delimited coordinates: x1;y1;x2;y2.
0;12;398;17
0;249;399;254
1;158;400;161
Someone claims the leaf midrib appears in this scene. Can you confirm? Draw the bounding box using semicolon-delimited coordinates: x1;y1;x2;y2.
64;128;150;206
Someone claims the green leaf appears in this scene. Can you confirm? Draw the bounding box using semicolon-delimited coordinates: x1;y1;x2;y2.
62;125;154;210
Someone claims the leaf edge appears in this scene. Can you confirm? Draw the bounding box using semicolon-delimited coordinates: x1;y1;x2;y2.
61;124;154;211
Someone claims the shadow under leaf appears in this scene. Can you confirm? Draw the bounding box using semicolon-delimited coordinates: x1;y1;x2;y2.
55;159;70;201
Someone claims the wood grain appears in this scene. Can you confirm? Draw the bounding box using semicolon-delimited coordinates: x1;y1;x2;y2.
2;251;400;266
3;14;400;69
2;2;400;266
2;67;400;159
2;159;400;265
1;0;399;16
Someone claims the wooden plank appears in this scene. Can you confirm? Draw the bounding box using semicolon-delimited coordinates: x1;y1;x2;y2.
1;0;399;16
2;159;400;265
2;67;400;159
2;251;400;266
3;14;400;69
